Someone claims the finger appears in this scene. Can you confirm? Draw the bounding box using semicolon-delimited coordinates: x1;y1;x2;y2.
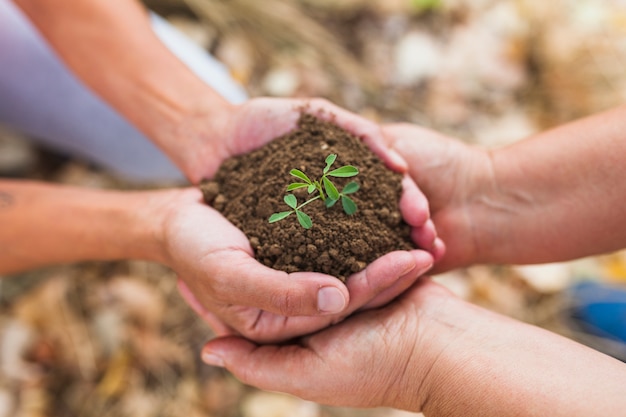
343;250;432;313
201;336;319;397
203;250;350;316
432;237;447;263
359;250;434;310
400;175;430;227
177;279;237;337
411;219;437;250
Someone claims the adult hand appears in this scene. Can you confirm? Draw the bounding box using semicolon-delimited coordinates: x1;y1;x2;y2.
200;278;450;410
201;278;626;416
382;124;492;271
158;186;435;343
181;97;414;182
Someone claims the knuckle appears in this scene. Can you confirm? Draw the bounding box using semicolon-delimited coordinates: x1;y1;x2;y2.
271;286;304;316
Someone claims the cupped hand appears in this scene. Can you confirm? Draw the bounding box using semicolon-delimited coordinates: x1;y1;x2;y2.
185;97;409;183
382;124;493;271
160;187;435;343
199;278;460;411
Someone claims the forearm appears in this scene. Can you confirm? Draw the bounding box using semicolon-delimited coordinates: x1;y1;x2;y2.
14;0;234;181
475;106;626;264
0;180;177;274
414;298;626;416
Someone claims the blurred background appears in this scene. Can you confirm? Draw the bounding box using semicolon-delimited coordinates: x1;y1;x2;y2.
1;0;626;415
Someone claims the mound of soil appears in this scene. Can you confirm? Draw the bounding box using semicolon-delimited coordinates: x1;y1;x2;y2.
201;114;414;281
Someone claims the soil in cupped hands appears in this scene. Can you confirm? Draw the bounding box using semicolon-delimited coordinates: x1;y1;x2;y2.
201;113;414;281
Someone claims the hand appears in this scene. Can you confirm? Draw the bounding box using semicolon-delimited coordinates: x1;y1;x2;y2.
158;187;435;343
382;124;492;271
200;277;626;416
200;278;458;410
181;97;411;184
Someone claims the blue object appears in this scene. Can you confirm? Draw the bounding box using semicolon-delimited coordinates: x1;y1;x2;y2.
567;281;626;343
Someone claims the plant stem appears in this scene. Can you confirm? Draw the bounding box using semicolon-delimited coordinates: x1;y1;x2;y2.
297;195;321;210
314;181;326;202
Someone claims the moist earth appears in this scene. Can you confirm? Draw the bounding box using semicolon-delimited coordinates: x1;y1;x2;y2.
201;113;414;281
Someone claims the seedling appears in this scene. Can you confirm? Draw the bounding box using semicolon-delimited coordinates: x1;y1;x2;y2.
268;154;360;229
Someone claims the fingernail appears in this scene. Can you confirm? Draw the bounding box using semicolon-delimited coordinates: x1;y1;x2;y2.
202;351;225;367
317;287;346;314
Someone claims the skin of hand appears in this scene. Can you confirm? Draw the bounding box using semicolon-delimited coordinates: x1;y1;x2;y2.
383;105;626;270
201;278;626;416
382;124;489;272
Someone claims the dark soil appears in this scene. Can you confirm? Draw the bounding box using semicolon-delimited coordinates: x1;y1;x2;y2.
201;114;414;281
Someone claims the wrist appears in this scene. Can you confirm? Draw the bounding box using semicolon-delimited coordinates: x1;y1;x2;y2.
405;286;493;415
139;186;205;267
157;96;236;183
384;281;473;412
121;62;236;183
433;146;501;270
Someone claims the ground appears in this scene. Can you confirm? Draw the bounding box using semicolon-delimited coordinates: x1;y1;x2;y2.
1;0;626;416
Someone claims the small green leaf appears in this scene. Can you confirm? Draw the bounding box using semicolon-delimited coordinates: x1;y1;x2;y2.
307;184;316;194
325;198;338;208
290;169;312;184
323;154;337;173
328;166;359;177
284;194;297;209
341;196;357;215
287;182;309;191
323;177;340;200
342;181;360;194
296;210;312;229
269;211;293;223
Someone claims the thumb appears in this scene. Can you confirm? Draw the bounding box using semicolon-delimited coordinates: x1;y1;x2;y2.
202;250;350;316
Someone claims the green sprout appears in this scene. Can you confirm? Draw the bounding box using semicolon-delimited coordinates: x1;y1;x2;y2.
268;154;360;229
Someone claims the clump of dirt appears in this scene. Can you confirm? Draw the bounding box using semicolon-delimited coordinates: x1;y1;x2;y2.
201;113;414;281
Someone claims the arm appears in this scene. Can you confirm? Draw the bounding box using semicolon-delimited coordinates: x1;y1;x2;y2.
384;105;626;269
14;0;232;182
202;278;626;416
487;105;626;263
0;179;167;272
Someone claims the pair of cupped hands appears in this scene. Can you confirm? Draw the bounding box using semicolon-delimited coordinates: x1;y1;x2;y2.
157;96;478;407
